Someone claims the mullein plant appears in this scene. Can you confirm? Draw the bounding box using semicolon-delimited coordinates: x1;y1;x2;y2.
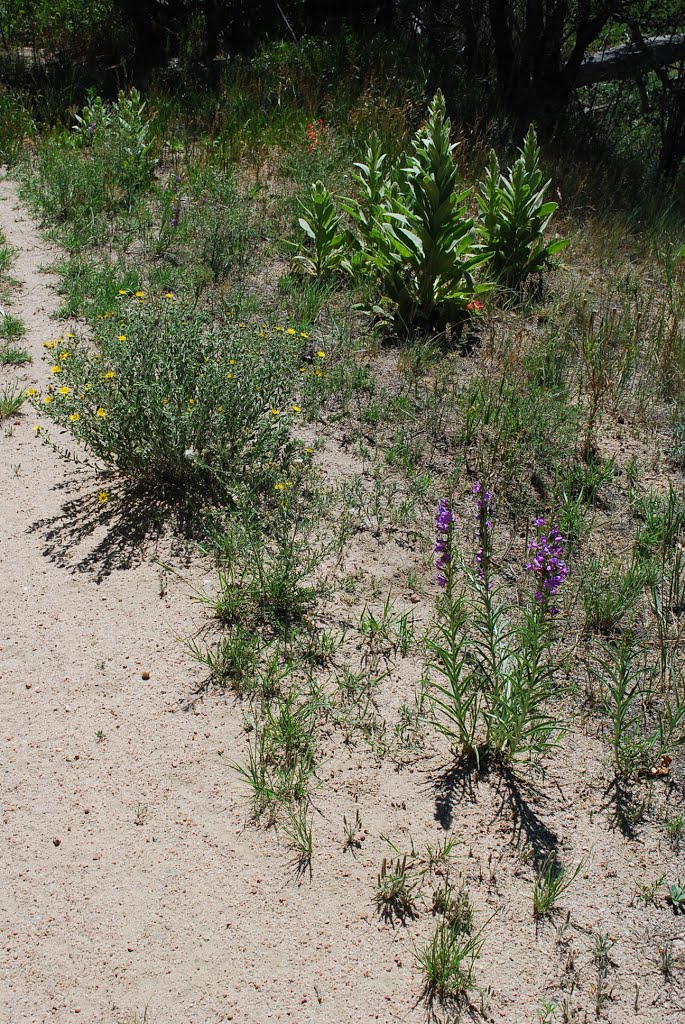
428;486;568;767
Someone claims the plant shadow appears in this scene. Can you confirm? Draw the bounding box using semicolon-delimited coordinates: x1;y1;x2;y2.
28;477;199;583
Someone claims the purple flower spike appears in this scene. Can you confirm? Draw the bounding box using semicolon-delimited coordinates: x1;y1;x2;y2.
526;518;569;614
434;499;454;589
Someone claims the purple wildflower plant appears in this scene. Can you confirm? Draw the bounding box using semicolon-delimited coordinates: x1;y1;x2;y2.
526;519;569;615
473;482;494;588
434;498;454;589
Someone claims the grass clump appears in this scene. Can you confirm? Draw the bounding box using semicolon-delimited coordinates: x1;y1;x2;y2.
0;385;25;421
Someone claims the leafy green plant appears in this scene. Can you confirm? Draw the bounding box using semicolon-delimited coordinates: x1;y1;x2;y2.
668;881;685;914
72;88;156;199
32;298;303;501
349;92;489;329
581;556;647;634
0;313;25;340
477;126;568;293
593;638;685;777
428;494;567;767
533;857;582;918
289;180;348;278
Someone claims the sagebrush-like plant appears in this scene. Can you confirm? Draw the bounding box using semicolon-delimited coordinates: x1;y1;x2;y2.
477;126;568;292
32;296;305;501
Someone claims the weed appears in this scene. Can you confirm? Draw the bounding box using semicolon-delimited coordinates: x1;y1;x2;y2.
668;881;685;913
593;933;615;1013
0;346;31;365
416;918;485;1001
533;857;582;918
0;313;26;339
375;855;419;921
343;808;365;851
665;813;684;851
636;876;664;906
0;385;24;421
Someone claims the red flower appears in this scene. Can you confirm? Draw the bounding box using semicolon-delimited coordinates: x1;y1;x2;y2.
466;300;484;312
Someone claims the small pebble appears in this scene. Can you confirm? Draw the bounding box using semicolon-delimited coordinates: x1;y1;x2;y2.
52;837;61;847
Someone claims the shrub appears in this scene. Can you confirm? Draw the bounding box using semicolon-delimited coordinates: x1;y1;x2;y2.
32;296;306;501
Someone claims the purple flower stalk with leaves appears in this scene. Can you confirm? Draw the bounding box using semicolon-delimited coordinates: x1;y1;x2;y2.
473;482;494;587
434;498;454;589
526;519;568;615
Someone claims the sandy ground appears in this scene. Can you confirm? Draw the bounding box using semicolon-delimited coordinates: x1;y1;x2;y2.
1;175;685;1024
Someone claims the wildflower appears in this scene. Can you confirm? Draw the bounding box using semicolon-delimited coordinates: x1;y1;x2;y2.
229;359;235;365
50;365;61;374
117;335;127;342
98;491;109;504
271;408;279;415
162;398;168;405
102;371;115;380
300;332;309;339
84;382;93;391
226;373;232;380
163;292;174;299
43;395;53;404
526;520;568;615
96;407;106;417
434;498;454;589
291;405;301;413
58;386;71;396
466;300;484;312
33;425;41;432
316;350;326;358
59;351;70;360
217;405;223;413
286;328;296;335
66;332;74;339
135;291;144;298
274;482;286;491
184;447;196;461
25;388;38;397
69;413;80;422
43;341;56;349
187;398;195;406
118;289;127;295
304;447;313;454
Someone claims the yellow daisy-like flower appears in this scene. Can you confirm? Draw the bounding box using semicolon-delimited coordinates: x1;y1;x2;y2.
59;351;71;360
25;388;38;397
271;408;279;415
286;328;296;336
43;340;56;349
304;447;313;454
273;325;283;332
98;491;109;503
43;395;53;404
69;413;80;422
298;366;307;373
274;482;286;491
103;311;110;318
300;331;310;339
187;398;195;406
217;405;223;413
291;405;301;413
50;365;61;374
33;425;41;432
316;350;326;358
135;291;144;298
315;369;323;377
117;335;127;342
58;386;71;396
163;292;174;299
118;289;127;295
238;322;246;328
229;359;235;365
96;407;107;418
162;398;169;405
66;332;74;339
226;372;232;380
102;371;115;380
84;382;93;391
